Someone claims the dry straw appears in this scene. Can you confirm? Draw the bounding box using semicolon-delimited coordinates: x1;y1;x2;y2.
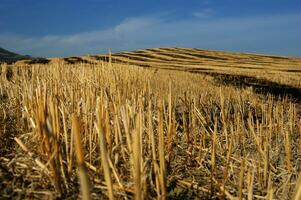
2;50;301;199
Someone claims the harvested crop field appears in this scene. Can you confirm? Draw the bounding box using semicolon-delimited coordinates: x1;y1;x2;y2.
1;48;301;199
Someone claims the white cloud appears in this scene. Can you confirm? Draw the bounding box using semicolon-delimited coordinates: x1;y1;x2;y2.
192;8;215;19
0;13;300;57
0;16;162;56
115;17;160;33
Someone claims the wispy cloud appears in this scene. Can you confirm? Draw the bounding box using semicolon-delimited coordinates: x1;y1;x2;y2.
0;13;300;57
115;17;160;33
192;8;215;19
0;16;163;57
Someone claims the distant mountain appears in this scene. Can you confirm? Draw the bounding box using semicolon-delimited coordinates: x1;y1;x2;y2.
0;47;30;63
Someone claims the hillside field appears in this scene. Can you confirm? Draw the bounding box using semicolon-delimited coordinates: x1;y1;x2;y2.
1;48;301;199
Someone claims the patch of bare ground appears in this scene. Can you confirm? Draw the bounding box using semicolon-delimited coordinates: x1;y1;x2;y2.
0;89;23;198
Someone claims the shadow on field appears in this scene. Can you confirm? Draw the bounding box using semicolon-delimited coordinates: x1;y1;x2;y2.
97;54;301;103
205;72;301;102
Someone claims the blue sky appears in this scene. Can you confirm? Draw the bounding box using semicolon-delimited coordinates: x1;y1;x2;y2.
0;0;300;57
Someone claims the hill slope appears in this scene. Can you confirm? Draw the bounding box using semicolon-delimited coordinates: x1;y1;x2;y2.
23;47;300;75
15;47;301;88
0;47;30;63
95;47;301;74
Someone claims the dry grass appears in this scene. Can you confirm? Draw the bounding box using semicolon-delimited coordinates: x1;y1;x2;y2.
1;48;301;199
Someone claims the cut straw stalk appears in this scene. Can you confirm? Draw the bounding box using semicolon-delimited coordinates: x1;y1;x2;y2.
148;102;161;196
72;115;90;200
284;130;292;172
222;133;233;196
158;101;167;199
293;172;301;200
96;98;114;199
132;113;142;200
211;121;217;196
96;122;114;200
247;167;254;200
238;158;245;200
35;94;62;195
167;82;173;159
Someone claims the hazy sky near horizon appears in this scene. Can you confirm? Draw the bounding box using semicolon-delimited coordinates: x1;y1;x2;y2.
0;0;300;57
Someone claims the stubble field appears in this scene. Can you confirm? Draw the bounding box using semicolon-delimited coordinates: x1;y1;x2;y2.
1;48;301;199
